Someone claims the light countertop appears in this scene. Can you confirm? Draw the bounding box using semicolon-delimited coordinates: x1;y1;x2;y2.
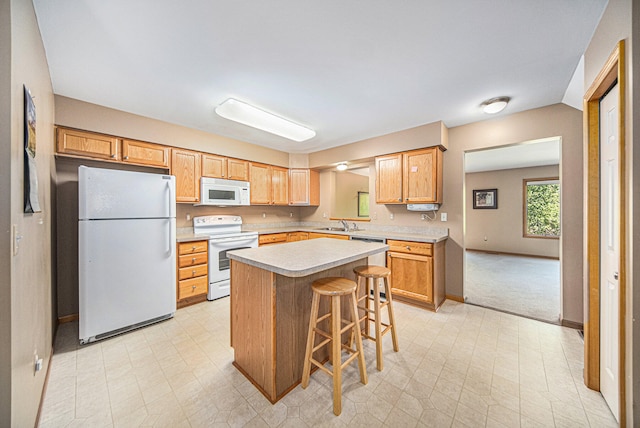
227;238;388;277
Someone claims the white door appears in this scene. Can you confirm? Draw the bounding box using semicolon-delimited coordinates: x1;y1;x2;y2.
599;83;619;422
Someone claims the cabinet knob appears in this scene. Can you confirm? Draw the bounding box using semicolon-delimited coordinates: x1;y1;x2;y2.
192;270;196;275
110;154;116;158
406;246;411;250
192;257;196;262
124;156;129;160
192;246;196;250
192;285;196;290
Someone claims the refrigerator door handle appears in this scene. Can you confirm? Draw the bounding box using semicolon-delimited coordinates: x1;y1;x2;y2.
167;181;175;256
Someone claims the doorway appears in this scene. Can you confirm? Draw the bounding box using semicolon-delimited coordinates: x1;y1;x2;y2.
463;138;562;323
584;40;626;424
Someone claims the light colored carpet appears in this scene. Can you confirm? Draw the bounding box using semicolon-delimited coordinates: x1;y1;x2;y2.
464;251;560;323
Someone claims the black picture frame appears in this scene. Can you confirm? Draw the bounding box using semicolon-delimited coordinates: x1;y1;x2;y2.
472;188;497;209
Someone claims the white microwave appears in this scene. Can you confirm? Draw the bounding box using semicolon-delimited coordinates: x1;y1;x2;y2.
196;177;250;206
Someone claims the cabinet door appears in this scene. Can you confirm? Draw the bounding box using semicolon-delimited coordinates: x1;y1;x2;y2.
171;149;201;203
227;158;249;181
375;154;403;203
403;147;442;203
202;154;227;178
271;166;289;206
56;127;120;161
387;251;433;303
249;163;272;205
122;139;170;168
289;169;319;206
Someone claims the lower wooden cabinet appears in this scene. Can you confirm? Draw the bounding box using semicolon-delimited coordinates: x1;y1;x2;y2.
259;233;288;246
287;232;308;242
177;240;208;307
387;239;445;311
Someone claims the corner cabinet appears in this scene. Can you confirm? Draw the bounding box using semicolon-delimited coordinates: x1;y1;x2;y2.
249;163;289;205
375;147;444;204
289;169;320;206
386;239;445;311
171;148;201;203
177;240;208;308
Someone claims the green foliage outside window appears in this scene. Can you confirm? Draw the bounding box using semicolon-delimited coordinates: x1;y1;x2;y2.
525;181;560;237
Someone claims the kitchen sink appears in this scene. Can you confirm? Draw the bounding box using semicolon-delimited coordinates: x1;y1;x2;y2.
315;227;347;231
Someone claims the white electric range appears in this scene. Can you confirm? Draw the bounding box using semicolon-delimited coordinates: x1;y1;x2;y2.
193;215;258;300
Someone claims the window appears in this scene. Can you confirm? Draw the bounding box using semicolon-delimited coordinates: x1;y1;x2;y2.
523;178;560;238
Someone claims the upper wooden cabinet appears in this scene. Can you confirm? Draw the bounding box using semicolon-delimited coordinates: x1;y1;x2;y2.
122;139;170;168
171;148;201;203
202;154;249;181
375;147;443;204
289;169;320;206
249;163;289;205
56;127;120;161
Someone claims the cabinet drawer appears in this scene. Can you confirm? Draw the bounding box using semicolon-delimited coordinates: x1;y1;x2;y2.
259;233;288;245
178;276;208;300
178;264;208;280
387;240;433;256
178;252;208;267
179;241;208;255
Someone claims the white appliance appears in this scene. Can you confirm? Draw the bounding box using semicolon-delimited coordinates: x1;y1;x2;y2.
193;215;258;300
78;166;176;344
350;235;387;266
196;177;250;206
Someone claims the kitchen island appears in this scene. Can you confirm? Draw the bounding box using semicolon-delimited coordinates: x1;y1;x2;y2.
228;238;388;403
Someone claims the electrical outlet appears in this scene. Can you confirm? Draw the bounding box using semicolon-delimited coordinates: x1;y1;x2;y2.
289;212;293;218
186;213;191;221
421;214;427;220
262;213;266;219
372;212;377;220
440;213;447;222
322;212;327;218
390;213;394;220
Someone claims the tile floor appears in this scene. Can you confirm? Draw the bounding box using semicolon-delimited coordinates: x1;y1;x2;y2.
465;251;561;323
39;298;617;427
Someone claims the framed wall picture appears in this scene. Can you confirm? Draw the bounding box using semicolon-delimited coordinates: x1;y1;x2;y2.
24;85;41;213
357;191;369;217
472;188;497;209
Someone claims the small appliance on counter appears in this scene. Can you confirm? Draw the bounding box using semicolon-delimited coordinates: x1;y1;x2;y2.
193;215;258;300
78;166;177;344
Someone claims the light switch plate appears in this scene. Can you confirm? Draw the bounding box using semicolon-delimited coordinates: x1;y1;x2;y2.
441;213;448;222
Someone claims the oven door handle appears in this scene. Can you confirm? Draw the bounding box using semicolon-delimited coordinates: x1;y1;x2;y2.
209;236;258;245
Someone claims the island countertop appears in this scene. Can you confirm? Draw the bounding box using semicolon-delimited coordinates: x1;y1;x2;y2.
228;238;388;277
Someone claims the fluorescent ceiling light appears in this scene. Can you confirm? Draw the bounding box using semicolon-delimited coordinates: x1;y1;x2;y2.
336;163;348;171
215;98;316;142
481;96;510;114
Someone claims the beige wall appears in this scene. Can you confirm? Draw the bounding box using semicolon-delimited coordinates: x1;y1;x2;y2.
584;0;636;423
444;104;584;324
309;121;447;168
3;0;56;425
333;171;369;218
465;165;560;258
55;95;291;168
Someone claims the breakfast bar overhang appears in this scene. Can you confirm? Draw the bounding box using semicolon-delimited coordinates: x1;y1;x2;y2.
228;238;389;403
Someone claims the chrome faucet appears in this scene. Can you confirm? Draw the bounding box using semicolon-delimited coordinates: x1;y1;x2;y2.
340;219;349;231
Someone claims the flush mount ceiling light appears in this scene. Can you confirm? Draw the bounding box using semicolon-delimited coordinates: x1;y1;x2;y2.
215;98;316;142
481;96;510;114
336;163;348;171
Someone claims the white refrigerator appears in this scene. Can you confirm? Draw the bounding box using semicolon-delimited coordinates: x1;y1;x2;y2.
78;166;176;344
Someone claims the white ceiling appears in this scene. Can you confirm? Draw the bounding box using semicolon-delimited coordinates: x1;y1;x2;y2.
464;137;560;173
33;1;606;154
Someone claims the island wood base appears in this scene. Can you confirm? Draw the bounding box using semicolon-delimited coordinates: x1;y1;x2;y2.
230;258;366;403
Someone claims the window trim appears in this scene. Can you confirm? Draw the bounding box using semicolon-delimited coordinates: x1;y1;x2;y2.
522;176;560;239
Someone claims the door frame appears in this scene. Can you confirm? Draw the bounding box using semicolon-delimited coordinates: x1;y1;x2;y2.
583;40;626;425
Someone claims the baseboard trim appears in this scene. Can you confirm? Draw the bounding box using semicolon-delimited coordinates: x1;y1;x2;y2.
58;314;78;324
465;248;559;260
34;347;53;428
561;319;584;330
446;294;464;303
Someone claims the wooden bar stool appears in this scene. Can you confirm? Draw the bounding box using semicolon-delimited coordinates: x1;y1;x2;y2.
353;265;399;371
301;277;368;416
